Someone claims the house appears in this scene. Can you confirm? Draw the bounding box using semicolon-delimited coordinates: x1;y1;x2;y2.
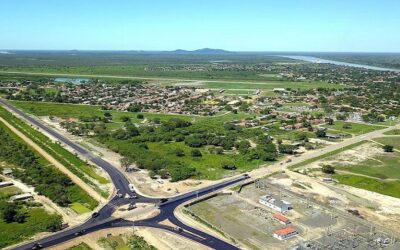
10;193;33;202
0;181;14;188
259;195;293;213
273;226;298;240
273;213;291;225
2;168;12;176
325;133;340;139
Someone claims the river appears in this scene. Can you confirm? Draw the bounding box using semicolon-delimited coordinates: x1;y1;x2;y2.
280;55;400;73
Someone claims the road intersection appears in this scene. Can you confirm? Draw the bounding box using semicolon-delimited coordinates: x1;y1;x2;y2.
1;98;399;250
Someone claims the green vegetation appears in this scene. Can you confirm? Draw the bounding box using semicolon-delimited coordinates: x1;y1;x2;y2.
0;185;63;248
321;121;385;135
68;243;93;250
0;106;109;198
0;186;21;199
10;101;281;181
127;235;156;250
384;129;400;135
374;137;400;150
335;174;400;199
0;118;97;210
70;202;92;214
98;235;156;250
335;152;400;180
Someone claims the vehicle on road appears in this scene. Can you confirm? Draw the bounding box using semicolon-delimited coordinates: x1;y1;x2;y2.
31;243;43;250
74;230;86;237
174;227;183;233
91;212;100;218
128;204;137;210
160;198;169;203
129;184;135;192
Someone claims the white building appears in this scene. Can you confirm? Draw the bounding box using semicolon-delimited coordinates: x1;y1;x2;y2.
10;193;33;202
0;181;14;188
259;195;293;213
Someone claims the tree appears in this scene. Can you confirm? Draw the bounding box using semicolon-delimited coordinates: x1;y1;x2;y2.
137;114;144;119
175;148;185;157
322;165;335;174
120;116;131;122
315;129;326;138
383;145;394;152
120;157;132;171
222;163;237;170
342;123;352;129
191;149;202;157
1;203;18;223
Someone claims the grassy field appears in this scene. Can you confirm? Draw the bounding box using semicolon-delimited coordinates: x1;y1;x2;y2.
383;129;400;135
10;100;254;131
335;174;400;199
147;142;262;180
0;208;62;249
335;152;400;180
321;121;386;135
374;137;400;150
0;186;21;199
70;202;92;214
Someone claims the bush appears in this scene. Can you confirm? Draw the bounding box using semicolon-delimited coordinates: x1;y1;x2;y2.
322;165;335;174
383;145;394;152
175;148;185;157
137;114;144;119
315;129;326;138
191;149;202;157
222;163;237;170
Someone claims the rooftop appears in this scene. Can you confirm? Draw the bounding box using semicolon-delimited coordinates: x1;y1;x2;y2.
273;213;290;223
274;226;297;236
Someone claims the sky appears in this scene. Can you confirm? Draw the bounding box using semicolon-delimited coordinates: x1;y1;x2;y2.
1;0;400;52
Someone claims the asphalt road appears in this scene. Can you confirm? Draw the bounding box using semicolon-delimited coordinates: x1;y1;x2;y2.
0;98;245;250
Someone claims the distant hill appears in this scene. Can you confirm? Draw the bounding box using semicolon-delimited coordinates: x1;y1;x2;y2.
172;48;232;54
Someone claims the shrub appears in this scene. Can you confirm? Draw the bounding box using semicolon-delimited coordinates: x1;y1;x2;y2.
191;149;202;157
383;145;394;152
321;165;335;174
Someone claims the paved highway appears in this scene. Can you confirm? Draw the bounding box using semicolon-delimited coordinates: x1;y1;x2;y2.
0;98;246;250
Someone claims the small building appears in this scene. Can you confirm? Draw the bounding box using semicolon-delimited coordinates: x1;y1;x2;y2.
325;133;340;139
259;195;293;213
0;181;14;188
273;226;298;240
2;168;13;176
273;213;291;225
10;193;33;202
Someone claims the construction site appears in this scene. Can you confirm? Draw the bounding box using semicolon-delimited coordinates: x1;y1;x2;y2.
183;173;400;250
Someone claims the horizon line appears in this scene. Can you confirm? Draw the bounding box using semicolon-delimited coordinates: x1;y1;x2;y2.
1;49;400;54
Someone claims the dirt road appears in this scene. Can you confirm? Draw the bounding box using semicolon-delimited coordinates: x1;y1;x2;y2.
0;116;104;202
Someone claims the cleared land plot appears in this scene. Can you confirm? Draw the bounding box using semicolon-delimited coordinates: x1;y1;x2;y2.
321;121;386;135
293;141;400;199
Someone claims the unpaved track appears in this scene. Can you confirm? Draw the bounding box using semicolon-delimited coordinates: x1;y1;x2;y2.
0;116;103;202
